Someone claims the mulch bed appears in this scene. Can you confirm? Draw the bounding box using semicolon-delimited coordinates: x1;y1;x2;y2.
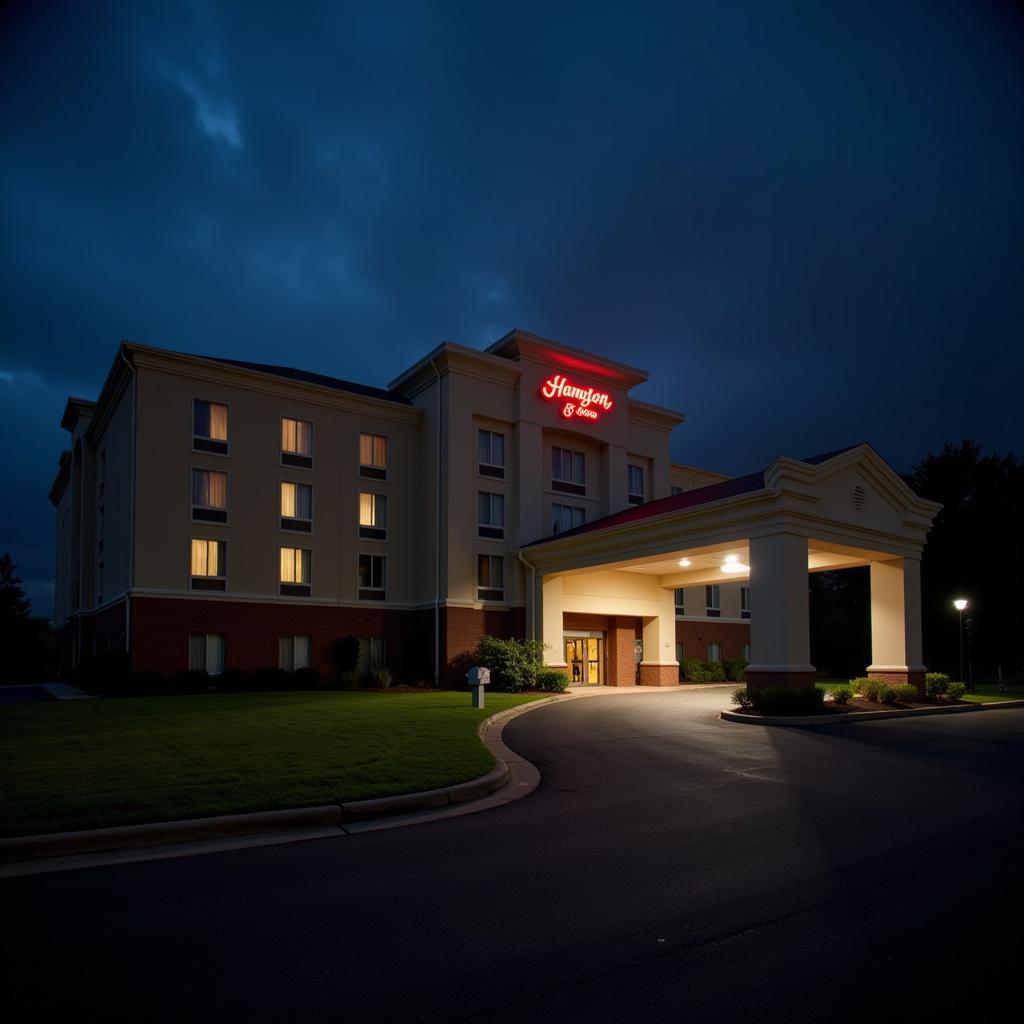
733;697;968;717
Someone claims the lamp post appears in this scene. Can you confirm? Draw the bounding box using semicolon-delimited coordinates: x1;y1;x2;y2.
953;599;968;685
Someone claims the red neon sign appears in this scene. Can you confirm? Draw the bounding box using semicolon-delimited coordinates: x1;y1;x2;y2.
540;373;615;422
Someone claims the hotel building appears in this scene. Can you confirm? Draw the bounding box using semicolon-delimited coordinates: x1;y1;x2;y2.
50;330;940;691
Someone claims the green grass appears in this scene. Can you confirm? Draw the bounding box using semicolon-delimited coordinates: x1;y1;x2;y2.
959;685;1024;704
0;690;544;838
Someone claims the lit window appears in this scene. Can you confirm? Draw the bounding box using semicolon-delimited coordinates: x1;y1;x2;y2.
552;503;585;535
359;433;387;479
627;463;645;504
707;642;722;664
279;635;311;671
280;482;313;532
359;492;387;540
280;547;311;596
192;469;228;523
189;633;225;675
478;430;505;478
552;446;585;494
281;417;314;469
193;400;229;455
705;584;721;617
674;588;685;615
190;539;226;591
358;637;387;674
358;553;386;600
741;586;751;619
478;492;505;539
477;554;504;600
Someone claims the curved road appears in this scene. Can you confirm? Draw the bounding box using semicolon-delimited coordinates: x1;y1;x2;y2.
4;688;1023;1021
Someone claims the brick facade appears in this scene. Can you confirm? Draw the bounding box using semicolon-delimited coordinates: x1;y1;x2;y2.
439;605;525;686
868;668;926;697
563;612;641;686
745;669;817;691
674;619;750;662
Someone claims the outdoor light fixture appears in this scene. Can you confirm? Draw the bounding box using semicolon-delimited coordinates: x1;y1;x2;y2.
720;554;750;574
953;598;969;686
678;558;691;567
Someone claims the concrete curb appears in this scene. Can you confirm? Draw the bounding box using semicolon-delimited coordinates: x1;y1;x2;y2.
720;698;1024;727
0;695;564;867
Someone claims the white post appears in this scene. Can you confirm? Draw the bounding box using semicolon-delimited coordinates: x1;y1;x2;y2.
867;558;926;693
639;587;680;686
540;574;567;668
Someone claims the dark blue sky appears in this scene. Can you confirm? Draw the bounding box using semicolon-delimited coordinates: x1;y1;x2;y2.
2;0;1022;615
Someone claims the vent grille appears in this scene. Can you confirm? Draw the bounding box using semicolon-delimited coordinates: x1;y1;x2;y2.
851;485;867;512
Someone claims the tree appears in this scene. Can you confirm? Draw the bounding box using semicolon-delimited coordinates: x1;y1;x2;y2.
904;441;1024;682
0;553;51;682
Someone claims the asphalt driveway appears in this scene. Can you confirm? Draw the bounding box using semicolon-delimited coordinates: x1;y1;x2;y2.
2;687;1022;1022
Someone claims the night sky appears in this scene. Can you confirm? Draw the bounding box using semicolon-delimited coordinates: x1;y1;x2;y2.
3;1;1022;616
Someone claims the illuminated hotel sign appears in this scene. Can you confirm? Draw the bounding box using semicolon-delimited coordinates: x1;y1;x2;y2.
540;373;615;421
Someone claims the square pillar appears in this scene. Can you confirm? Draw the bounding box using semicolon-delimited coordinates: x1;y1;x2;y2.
867;558;926;695
746;532;816;690
639;587;679;686
539;574;567;670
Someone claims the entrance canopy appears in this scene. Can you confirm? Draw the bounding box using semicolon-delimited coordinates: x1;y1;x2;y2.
521;445;942;691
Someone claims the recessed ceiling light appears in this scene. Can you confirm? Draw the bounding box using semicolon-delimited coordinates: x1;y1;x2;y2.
678;558;691;567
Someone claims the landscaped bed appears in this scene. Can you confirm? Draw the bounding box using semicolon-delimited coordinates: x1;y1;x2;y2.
0;690;544;839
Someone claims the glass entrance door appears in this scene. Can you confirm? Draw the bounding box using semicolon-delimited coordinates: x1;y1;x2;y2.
565;636;603;685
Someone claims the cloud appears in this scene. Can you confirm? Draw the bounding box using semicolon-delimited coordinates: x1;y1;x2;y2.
167;68;242;149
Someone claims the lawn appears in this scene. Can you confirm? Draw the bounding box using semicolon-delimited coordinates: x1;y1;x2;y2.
0;690;545;838
960;685;1024;704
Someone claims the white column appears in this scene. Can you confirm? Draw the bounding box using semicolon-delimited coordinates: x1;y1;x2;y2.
540;574;567;667
867;558;925;674
747;532;815;681
639;587;679;685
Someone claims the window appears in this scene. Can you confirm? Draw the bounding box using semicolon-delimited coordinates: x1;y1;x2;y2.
705;584;721;617
193;400;229;455
280;546;311;597
98;505;105;553
359;492;387;540
190;539;226;591
192;468;228;522
707;642;722;664
552;503;585;535
670;485;684;496
280;482;313;532
281;417;313;469
189;633;225;675
279;635;311;671
477;554;504;600
358;553;386;600
358;637;387;674
552;446;585;495
741;586;751;619
676;642;685;679
674;588;685;615
99;449;106;495
359;432;387;479
627;463;645;504
478;492;505;539
741;643;751;663
478;430;505;478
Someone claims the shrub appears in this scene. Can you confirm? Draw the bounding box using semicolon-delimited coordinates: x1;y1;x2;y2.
890;683;919;704
680;658;708;682
172;669;213;693
702;661;727;682
536;668;570;693
749;686;826;716
852;677;885;702
476;635;545;692
828;684;853;706
290;667;322;690
731;687;752;710
948;681;966;700
335;669;360;691
327;635;360;683
723;658;748;683
374;667;394;689
925;672;951;699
